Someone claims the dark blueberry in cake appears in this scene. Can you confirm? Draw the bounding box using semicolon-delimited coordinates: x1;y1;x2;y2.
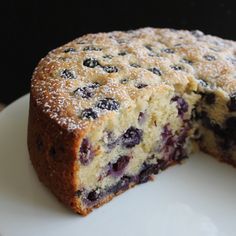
118;52;127;56
74;87;93;99
76;40;86;44
81;108;98;120
219;138;234;150
148;67;162;76
83;46;102;51
162;48;175;54
36;135;44;152
117;39;126;44
145;45;153;51
201;112;224;136
120;78;129;84
227;94;236;111
225;117;236;139
138;112;146;125
108;176;131;194
203;55;216;61
64;48;76;53
172;147;187;162
109;155;130;177
204;93;216;105
103;65;118;73
182;58;193;65
161;124;172;141
74;83;100;99
174;43;182;47
130;63;141;68
135;83;148;89
96;98;120;111
171;96;188;117
75;190;83;197
139;164;159;184
157;159;169;171
88;82;100;89
83;58;99;68
121;127;143;148
198;79;208;87
87;190;100;202
103;55;113;59
49;146;56;159
79;138;94;165
170;65;183;71
60;69;76;79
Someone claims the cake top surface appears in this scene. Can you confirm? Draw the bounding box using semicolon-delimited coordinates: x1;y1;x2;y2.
31;27;236;131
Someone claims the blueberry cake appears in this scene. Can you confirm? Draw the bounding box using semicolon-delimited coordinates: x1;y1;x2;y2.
27;28;236;216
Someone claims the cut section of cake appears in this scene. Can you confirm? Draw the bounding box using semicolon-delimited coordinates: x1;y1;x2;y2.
27;28;236;215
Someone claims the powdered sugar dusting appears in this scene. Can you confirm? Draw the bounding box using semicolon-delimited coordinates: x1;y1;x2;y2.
31;27;236;131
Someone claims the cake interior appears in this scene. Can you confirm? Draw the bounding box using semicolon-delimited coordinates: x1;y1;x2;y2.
74;79;236;210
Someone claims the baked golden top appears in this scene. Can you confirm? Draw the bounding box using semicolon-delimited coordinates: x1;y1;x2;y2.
31;28;236;131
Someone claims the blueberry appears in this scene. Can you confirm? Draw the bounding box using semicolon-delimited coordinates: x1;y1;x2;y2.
130;63;141;68
79;138;94;165
74;87;93;99
138;112;146;125
182;58;193;65
225;117;236;139
60;69;76;79
174;43;182;47
108;176;131;194
36;135;43;152
88;82;100;89
135;83;148;89
118;52;127;56
120;78;129;84
117;39;126;44
148;67;162;76
227;93;236;111
83;46;102;51
201;112;224;136
96;98;120;111
75;190;83;197
170;65;183;71
83;58;99;68
162;48;175;54
121;127;143;148
204;93;216;105
81;108;98;120
203;55;216;61
109;155;130;177
138;163;159;184
74;82;100;99
198;79;208;87
64;47;76;53
103;65;118;73
103;55;113;59
87;190;100;202
145;45;153;51
49;146;56;159
171;96;188;118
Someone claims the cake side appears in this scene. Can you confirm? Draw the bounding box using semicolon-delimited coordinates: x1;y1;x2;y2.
27;90;86;214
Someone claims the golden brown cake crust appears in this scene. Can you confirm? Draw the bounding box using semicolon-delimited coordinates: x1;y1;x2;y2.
28;27;236;216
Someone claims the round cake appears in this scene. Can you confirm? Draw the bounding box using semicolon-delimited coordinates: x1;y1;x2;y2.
28;28;236;215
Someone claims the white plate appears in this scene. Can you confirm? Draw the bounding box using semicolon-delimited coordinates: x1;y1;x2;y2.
0;94;236;236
